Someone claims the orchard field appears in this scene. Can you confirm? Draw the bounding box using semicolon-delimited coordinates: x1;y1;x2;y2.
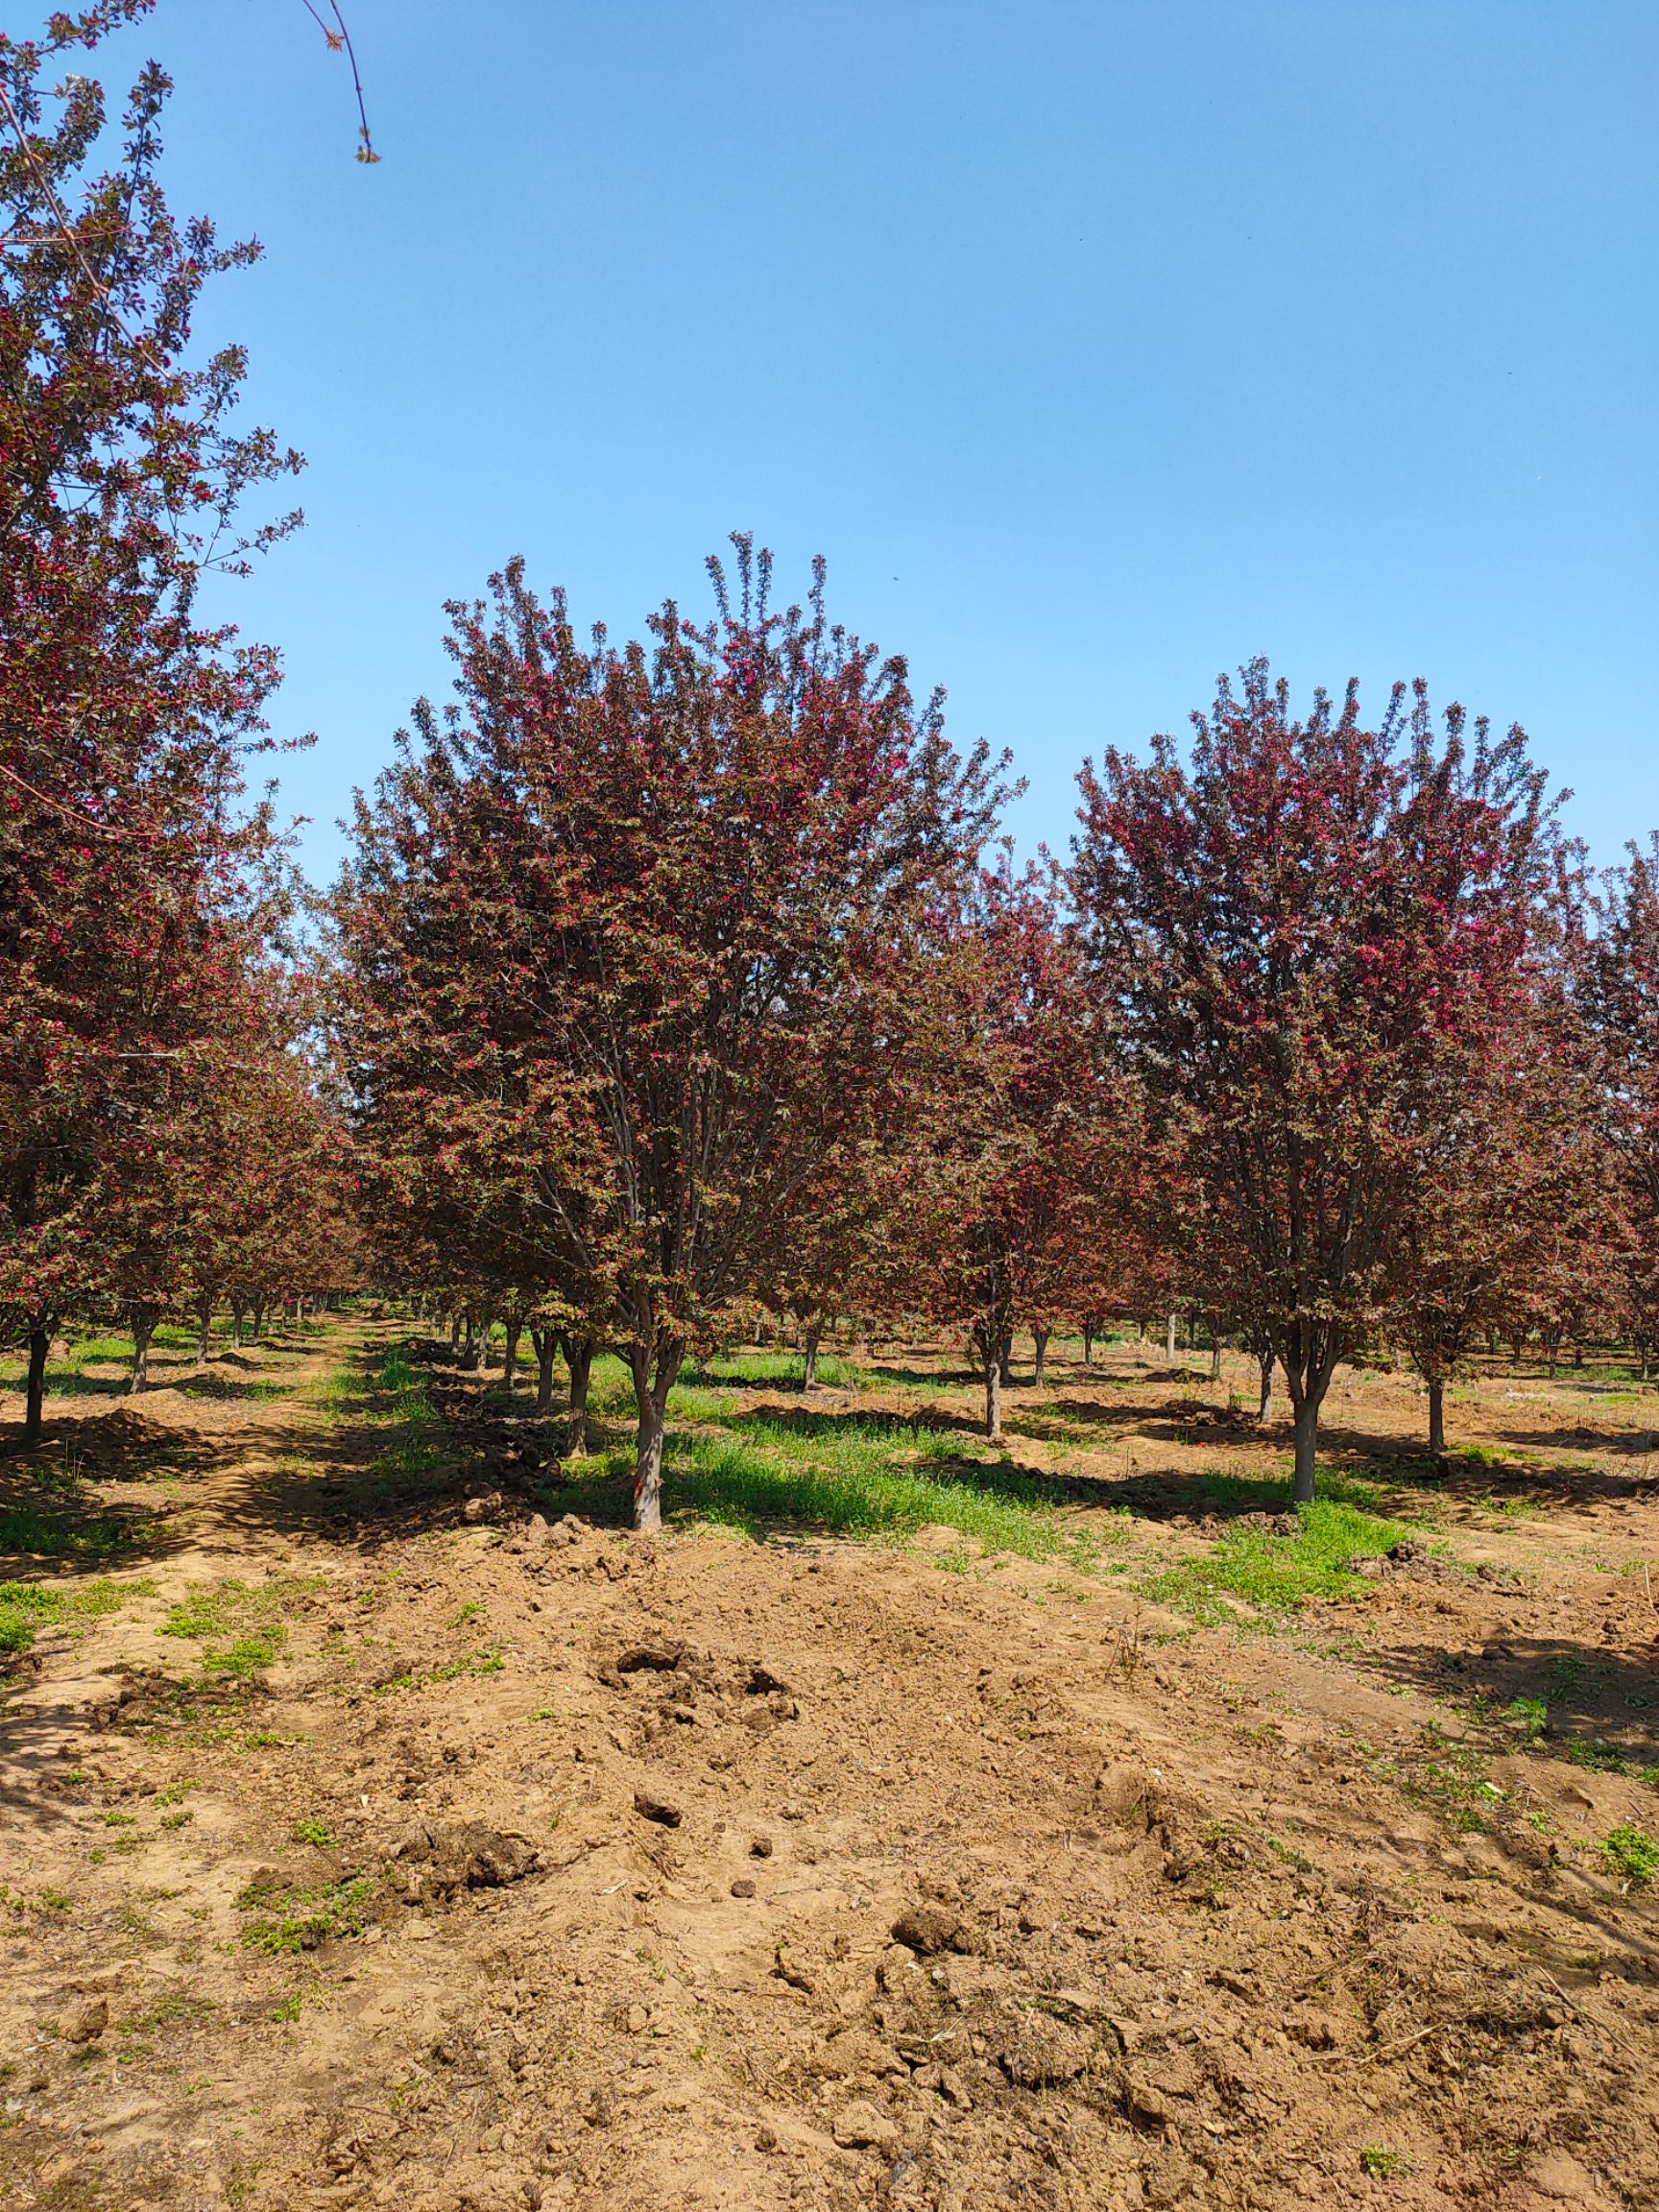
2;1310;1658;2212
6;10;1659;2212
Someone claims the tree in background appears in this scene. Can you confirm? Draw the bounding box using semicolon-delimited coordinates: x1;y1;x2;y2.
335;541;1007;1527
1073;661;1558;1501
910;859;1142;1441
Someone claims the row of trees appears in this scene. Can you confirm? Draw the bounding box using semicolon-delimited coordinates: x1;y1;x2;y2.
12;8;1659;1534
325;546;1659;1521
0;6;353;1436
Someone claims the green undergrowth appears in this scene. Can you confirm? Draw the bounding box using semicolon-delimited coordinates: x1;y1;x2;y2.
0;1575;131;1660
1142;1496;1413;1623
562;1416;1090;1564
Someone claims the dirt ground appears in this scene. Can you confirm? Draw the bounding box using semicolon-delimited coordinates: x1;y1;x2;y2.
2;1322;1657;2212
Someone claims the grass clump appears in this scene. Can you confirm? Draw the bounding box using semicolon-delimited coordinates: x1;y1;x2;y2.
1359;2146;1410;2179
1143;1496;1411;1623
235;1871;376;1953
1600;1825;1659;1887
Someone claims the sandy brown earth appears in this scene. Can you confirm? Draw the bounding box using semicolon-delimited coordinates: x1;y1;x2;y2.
2;1323;1658;2212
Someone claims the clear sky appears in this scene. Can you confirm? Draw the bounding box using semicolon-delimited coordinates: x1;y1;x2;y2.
88;0;1658;884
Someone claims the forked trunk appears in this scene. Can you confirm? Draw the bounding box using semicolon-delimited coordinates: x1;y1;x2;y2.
1428;1377;1447;1457
1032;1326;1050;1387
802;1320;823;1389
566;1336;594;1456
196;1298;213;1364
24;1322;50;1443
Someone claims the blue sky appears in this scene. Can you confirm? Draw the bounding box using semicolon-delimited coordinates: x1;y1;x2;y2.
90;0;1657;882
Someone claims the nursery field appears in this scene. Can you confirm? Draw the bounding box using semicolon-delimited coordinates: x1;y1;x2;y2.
2;1318;1658;2212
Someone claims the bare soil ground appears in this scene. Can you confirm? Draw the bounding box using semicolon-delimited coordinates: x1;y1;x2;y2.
2;1323;1658;2212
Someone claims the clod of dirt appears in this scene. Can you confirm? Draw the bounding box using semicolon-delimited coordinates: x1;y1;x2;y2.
462;1493;504;1522
831;2099;899;2151
998;2008;1094;2087
633;1786;684;1827
386;1820;539;1903
731;1877;757;1898
616;1642;685;1673
746;1664;792;1695
890;1901;968;1955
750;1834;774;1858
60;1997;108;2045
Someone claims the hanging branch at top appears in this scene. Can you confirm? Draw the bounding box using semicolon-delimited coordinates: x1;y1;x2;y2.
297;0;378;163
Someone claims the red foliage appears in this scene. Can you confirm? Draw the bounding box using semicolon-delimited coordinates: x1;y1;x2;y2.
1073;660;1559;1497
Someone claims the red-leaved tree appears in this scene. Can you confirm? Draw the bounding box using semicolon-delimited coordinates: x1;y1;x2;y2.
1073;661;1558;1501
335;541;1006;1526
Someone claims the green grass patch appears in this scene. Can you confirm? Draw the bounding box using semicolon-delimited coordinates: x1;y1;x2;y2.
0;1503;154;1558
159;1575;320;1679
0;1575;132;1659
561;1415;1089;1564
1142;1495;1412;1624
1600;1824;1659;1887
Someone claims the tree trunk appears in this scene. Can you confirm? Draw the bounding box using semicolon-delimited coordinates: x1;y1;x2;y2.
24;1321;50;1443
501;1317;522;1397
450;1310;463;1354
1166;1312;1177;1360
231;1302;246;1351
296;1294;306;1329
1428;1376;1447;1457
130;1307;157;1394
1032;1326;1050;1387
1210;1334;1222;1382
566;1336;594;1456
196;1296;213;1364
461;1313;479;1371
630;1340;682;1530
1291;1397;1318;1505
1257;1351;1273;1422
802;1319;822;1390
1083;1322;1094;1368
251;1302;266;1345
532;1328;559;1414
1573;1341;1583;1369
998;1334;1012;1389
985;1354;1003;1444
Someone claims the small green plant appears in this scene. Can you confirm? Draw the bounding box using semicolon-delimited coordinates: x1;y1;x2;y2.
270;1992;305;2023
1600;1824;1659;1888
1506;1696;1549;1743
154;1779;198;1807
235;1872;377;1954
291;1818;334;1848
1359;2146;1410;2179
